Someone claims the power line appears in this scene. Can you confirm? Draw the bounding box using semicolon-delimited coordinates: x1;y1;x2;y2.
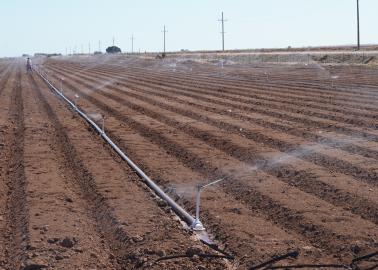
218;12;227;51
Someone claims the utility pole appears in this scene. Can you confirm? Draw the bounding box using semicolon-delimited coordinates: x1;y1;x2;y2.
99;40;101;52
89;43;91;54
131;34;135;54
162;26;168;54
218;12;227;51
356;0;360;50
113;37;115;46
81;44;83;54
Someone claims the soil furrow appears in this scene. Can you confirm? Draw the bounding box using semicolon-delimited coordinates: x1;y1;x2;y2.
48;67;378;187
30;71;229;269
3;68;30;270
0;68;12;97
47;72;377;257
60;62;378;120
54;64;378;161
90;64;378;120
19;72;120;269
28;74;134;268
46;67;378;226
86;63;378;108
49;64;378;142
63;62;378;105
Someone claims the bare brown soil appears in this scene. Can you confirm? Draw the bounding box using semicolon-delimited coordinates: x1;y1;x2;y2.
0;56;377;269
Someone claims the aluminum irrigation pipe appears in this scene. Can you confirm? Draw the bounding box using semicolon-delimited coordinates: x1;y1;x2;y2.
33;66;196;227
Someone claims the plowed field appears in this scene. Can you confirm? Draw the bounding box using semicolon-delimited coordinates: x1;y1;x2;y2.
0;56;377;269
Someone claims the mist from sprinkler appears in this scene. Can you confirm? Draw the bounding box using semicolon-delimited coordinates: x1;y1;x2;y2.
166;131;368;232
310;62;344;91
264;71;269;81
92;78;121;92
330;75;339;88
88;112;105;134
74;94;80;108
62;56;110;78
191;178;225;231
167;62;177;72
60;77;64;94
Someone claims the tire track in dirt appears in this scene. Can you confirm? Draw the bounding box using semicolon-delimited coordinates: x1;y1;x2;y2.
2;68;30;270
0;64;17;268
0;67;13;97
47;72;377;257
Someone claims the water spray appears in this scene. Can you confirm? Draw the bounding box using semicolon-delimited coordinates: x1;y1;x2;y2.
191;178;225;231
331;75;339;89
60;77;64;94
74;94;79;108
88;113;105;135
102;116;105;134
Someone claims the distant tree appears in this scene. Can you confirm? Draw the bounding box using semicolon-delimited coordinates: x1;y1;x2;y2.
106;46;121;54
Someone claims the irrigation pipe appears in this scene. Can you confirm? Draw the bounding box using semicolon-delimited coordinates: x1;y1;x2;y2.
249;250;378;270
153;253;233;265
33;66;196;227
249;250;299;270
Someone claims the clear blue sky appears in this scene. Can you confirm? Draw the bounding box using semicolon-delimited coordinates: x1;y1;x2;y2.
1;0;377;57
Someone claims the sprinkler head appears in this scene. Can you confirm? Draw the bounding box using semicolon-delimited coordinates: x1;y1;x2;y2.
191;219;205;231
191;179;225;232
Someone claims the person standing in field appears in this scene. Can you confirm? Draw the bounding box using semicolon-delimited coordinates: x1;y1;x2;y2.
26;57;32;72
